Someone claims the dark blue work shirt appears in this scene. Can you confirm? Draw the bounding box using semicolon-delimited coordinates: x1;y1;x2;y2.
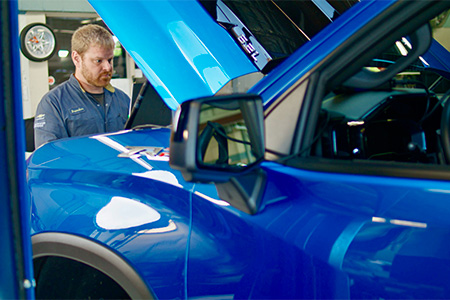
34;74;130;148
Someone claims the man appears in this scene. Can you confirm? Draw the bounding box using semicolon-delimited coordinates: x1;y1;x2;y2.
34;24;130;148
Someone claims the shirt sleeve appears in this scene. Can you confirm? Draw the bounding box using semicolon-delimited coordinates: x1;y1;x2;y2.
34;94;69;149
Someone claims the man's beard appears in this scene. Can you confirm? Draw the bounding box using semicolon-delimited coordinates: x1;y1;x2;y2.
81;61;112;88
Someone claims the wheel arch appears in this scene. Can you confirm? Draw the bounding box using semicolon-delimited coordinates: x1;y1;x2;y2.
32;232;155;299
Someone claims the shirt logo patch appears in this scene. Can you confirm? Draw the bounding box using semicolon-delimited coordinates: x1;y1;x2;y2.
70;107;86;115
34;114;46;128
35;114;45;121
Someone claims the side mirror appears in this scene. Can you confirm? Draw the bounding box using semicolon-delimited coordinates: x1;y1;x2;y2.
170;94;265;183
170;94;266;214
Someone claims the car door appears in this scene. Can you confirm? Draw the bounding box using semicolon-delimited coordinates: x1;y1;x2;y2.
255;1;450;299
170;1;450;299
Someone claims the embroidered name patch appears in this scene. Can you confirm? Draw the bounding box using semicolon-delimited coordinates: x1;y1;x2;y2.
34;121;46;128
70;107;86;115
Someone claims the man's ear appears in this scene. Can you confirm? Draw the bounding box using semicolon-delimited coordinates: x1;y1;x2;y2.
72;51;81;68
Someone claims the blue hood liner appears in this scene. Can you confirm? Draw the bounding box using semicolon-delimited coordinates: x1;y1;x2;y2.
422;39;450;80
89;0;256;110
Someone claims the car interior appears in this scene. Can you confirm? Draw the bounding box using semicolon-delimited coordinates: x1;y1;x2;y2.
311;11;450;166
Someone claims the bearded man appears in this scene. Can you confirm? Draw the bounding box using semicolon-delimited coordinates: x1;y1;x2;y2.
34;24;130;148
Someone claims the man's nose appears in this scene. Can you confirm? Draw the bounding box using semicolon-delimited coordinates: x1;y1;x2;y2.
102;60;112;71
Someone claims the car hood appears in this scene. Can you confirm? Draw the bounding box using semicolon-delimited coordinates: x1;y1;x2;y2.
29;129;171;173
422;39;450;79
88;0;360;110
27;127;221;204
90;0;450;111
89;0;257;110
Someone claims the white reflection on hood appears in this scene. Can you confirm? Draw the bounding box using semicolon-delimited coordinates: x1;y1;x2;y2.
96;196;161;230
133;170;182;187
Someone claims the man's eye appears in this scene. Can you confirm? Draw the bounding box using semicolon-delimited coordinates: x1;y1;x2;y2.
95;60;102;64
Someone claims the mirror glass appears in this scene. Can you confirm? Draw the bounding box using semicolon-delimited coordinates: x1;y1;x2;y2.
197;99;262;170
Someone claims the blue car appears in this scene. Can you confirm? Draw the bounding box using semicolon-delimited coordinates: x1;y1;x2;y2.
28;0;450;299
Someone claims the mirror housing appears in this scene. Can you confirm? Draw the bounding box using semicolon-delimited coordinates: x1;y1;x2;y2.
170;94;265;183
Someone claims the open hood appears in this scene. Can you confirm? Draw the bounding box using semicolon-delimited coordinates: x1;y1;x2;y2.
90;0;450;110
422;39;450;79
89;0;257;110
88;0;360;110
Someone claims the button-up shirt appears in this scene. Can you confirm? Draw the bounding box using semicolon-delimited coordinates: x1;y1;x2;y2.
34;74;130;148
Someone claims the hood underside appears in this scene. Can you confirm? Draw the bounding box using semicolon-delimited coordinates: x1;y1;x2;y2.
89;0;257;110
88;0;360;110
89;0;450;111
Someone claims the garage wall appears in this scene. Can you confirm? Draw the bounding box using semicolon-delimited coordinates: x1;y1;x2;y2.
18;0;95;119
435;28;450;52
19;13;49;120
18;0;94;13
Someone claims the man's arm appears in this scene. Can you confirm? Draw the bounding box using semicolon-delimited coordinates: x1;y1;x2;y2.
34;96;68;149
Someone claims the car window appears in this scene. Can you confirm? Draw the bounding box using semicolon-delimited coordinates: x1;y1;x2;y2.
310;10;450;166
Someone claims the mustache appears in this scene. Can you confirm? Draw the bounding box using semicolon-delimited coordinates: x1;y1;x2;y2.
99;72;112;78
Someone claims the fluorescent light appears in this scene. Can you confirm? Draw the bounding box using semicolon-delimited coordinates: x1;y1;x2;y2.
372;216;427;228
58;49;69;58
395;41;408;56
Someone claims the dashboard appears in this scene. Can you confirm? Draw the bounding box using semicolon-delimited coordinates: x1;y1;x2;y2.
315;89;443;164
